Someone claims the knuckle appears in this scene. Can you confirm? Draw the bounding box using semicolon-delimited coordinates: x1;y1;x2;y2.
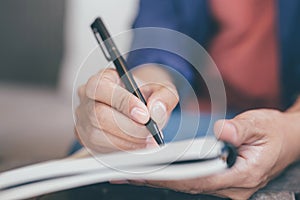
94;104;109;128
86;69;120;101
86;75;98;99
77;85;85;98
245;111;257;125
237;110;261;133
115;92;131;113
86;102;100;128
101;68;119;82
86;100;95;114
242;109;282;134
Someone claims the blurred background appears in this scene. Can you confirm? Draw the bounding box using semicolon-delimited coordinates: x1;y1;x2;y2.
0;0;138;171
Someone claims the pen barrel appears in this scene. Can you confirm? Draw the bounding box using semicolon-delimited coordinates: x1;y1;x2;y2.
113;57;147;105
114;57;164;145
146;119;164;145
113;57;164;146
92;17;111;42
91;17;164;145
91;17;146;103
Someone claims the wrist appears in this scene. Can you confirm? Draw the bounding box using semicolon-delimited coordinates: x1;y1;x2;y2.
281;111;300;163
284;97;300;161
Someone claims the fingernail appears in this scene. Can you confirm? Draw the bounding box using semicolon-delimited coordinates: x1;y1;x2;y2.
150;101;167;123
131;107;149;123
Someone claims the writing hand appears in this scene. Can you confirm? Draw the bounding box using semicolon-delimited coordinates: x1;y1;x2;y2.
75;65;178;153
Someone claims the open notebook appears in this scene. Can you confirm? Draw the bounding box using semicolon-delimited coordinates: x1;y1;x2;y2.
0;137;236;200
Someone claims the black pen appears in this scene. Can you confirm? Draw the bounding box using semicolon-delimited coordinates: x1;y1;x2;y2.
91;17;165;145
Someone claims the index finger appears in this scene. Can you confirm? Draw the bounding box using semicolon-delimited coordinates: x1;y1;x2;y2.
85;69;150;124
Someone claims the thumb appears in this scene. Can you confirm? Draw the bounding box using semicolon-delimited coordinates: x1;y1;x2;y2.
214;118;258;147
147;85;179;128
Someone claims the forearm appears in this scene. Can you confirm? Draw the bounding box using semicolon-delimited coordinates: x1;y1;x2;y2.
283;97;300;162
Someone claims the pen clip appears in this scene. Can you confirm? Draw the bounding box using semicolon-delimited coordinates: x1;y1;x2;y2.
92;28;112;61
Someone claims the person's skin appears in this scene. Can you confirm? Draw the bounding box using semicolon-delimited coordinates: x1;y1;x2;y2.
75;65;300;199
75;65;178;153
129;106;300;199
